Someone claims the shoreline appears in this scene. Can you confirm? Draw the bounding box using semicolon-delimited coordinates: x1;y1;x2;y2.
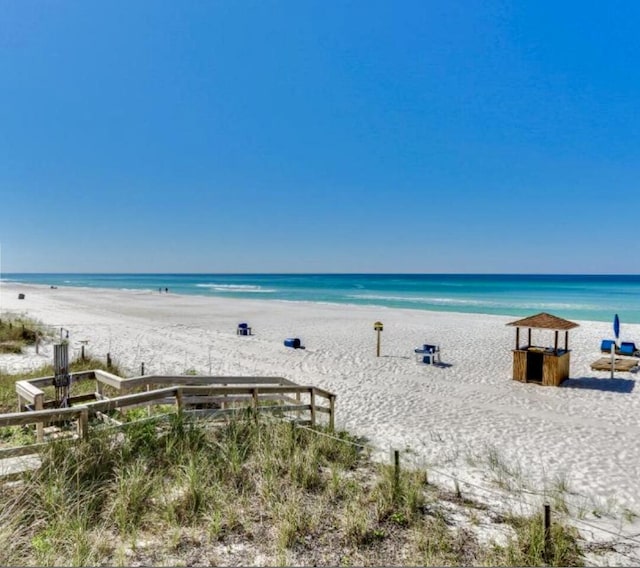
0;280;628;327
2;280;640;557
3;274;639;325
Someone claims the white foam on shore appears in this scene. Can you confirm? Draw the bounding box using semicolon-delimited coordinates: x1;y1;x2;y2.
2;281;640;562
195;284;276;293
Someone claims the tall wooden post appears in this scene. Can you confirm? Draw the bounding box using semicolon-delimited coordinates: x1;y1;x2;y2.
374;321;384;357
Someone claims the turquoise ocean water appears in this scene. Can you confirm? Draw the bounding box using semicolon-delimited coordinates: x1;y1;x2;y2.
4;273;640;324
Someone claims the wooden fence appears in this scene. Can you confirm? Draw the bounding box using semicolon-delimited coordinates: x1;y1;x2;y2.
8;371;335;445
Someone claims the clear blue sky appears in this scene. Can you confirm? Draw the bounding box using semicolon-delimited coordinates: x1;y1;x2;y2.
1;1;639;273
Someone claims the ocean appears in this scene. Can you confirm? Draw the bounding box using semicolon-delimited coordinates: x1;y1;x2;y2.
3;273;640;324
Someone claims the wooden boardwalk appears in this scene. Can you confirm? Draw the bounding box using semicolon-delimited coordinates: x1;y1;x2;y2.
4;371;336;446
590;357;639;372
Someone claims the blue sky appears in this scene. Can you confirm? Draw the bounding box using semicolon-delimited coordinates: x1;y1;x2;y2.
1;0;639;273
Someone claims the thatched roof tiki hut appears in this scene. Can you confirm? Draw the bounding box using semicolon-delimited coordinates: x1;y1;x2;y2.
507;313;579;387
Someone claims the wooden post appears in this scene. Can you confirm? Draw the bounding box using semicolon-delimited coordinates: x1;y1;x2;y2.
252;388;259;421
543;503;551;564
374;322;384;357
554;331;558;354
81;345;85;361
565;330;569;351
329;394;336;431
527;328;532;347
394;449;400;480
515;327;520;349
35;333;39;355
175;388;183;412
35;393;44;443
393;449;400;500
106;353;112;369
141;362;145;376
310;388;316;426
78;408;89;440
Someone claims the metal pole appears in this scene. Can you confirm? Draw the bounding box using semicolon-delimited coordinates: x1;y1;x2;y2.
611;344;615;379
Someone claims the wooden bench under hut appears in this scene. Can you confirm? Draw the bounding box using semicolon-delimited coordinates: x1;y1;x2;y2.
507;312;579;387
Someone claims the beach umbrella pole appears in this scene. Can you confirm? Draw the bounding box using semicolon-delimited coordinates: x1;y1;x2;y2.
611;346;615;379
611;314;620;380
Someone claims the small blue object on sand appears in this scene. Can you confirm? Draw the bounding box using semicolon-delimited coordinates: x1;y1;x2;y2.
620;342;639;356
600;339;615;353
414;344;441;365
284;338;301;349
237;323;251;336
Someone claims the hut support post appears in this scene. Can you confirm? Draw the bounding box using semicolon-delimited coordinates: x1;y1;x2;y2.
554;331;559;355
527;328;532;347
515;327;520;350
565;331;569;350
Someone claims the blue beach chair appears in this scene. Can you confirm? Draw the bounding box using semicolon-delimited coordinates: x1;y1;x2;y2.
600;339;615;353
414;344;441;365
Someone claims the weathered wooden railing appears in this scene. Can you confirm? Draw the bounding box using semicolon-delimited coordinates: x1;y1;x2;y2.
9;371;336;445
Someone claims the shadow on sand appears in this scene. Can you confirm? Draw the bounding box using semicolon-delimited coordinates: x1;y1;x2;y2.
562;376;636;393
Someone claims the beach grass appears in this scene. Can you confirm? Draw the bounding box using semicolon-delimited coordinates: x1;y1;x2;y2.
0;412;584;566
0;315;46;354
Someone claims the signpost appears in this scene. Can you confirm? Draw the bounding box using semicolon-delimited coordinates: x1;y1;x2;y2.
374;321;384;357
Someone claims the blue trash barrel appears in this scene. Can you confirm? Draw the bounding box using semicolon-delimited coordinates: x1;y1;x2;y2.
284;338;301;349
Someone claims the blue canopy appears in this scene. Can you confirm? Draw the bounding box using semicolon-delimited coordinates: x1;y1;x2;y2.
614;314;620;343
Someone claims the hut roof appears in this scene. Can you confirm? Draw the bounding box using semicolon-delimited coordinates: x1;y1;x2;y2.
506;312;579;331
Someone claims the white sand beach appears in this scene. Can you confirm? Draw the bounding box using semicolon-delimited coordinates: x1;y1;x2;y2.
2;282;640;561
